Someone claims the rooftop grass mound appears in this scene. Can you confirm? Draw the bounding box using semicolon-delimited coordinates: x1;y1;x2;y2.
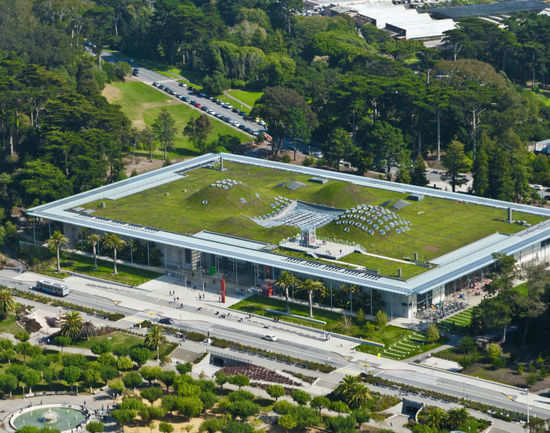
81;161;546;276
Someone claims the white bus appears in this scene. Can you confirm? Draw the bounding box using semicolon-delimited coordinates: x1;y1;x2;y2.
35;280;70;297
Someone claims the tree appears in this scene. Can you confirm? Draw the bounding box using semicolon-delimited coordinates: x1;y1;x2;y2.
145;325;166;360
47;230;68;273
425;324;440;343
446;407;469;430
266;384;285;401
139;126;157;161
117;356;133;371
291;389;310;405
177;362;192;375
0;289;16;320
229;374;250;389
88;234;101;270
225;399;260;419
419;406;447;431
0;373;18;397
176;396;204;418
141;386;163;404
123;371;143;390
323;128;355;170
86;421;104;433
63;365;81;393
299;279;325;318
443;140;470;192
472;138;489;196
111;409;136;428
278;414;297;432
60;311;83;341
252;87;317;156
108;379;125;397
222;421;253;433
311;396;331;413
411;154;429;186
152;109;177;160
184;115;213;153
275;271;298;312
375;310;387;328
215;371;228;389
129;347;151;366
325;415;357;433
486;343;502;362
140;366;162;384
21;368;41;394
103;233;126;274
333;375;371;409
159;423;174;433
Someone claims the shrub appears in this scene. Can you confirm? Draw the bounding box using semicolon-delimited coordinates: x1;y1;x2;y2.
86;421;104;433
273;400;295;414
91;341;112;354
228;390;255;402
176;362;192;374
331;401;351;413
291;389;311;405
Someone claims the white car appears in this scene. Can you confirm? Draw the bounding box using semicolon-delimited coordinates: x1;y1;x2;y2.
263;335;278;342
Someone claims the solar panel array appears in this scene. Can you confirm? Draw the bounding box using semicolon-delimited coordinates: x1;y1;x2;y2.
256;196;292;220
283;256;380;280
210;178;242;190
334;204;411;236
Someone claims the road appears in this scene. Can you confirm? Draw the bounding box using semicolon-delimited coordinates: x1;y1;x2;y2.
2;271;549;420
100;52;264;136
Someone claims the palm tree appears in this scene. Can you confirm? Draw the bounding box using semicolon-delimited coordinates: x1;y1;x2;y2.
47;230;68;273
335;375;371;409
60;311;83;341
0;289;16;320
276;271;297;312
88;234;101;270
144;325;166;360
103;233;126;274
300;279;325;318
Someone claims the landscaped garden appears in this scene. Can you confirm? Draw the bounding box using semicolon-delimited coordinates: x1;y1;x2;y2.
437;307;473;335
34;251;161;287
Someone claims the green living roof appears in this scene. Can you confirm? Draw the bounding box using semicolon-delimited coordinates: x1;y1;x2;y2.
82;161;545;278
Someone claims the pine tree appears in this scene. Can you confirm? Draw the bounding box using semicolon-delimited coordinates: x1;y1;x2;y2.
443;140;470;192
410;154;429;186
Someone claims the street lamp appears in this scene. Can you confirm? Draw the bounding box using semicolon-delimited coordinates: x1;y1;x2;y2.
471;103;497;160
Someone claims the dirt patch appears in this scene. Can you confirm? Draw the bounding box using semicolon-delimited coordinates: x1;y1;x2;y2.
124;156;166;176
424;245;440;252
102;84;121;103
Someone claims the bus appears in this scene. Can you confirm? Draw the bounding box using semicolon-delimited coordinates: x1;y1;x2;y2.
35;280;70;297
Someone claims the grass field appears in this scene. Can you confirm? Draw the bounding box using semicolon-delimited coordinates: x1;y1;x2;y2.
36;253;161;286
84;161;546;273
0;314;24;335
438;308;473;334
340;252;428;279
226;89;263;107
103;81;249;159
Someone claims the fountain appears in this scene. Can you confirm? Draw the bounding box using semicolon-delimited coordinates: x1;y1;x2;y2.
39;409;58;423
11;405;87;433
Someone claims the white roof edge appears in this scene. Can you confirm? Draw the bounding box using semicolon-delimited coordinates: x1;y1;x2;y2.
27;153;550;297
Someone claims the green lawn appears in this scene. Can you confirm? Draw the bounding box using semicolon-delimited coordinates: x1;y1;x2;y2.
340;252;428;279
104;81;250;159
73;331;176;357
0;314;24;335
231;295;414;345
216;94;251;114
438;308;473;334
83;161;546;268
36;253;161;287
513;282;528;296
226;89;263;107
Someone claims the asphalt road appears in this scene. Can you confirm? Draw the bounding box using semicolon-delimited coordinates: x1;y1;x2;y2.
3;276;550;419
100;52;263;136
